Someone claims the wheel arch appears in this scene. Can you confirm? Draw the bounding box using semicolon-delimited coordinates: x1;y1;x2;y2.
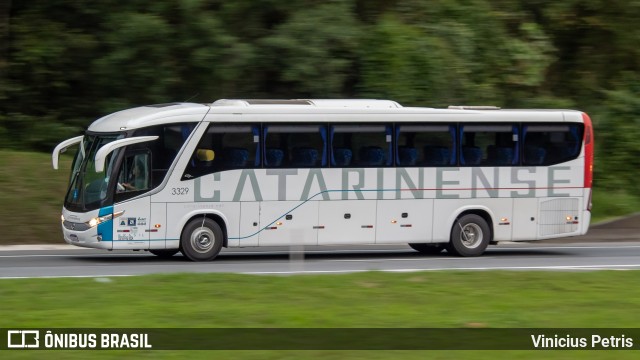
178;211;229;248
449;207;494;242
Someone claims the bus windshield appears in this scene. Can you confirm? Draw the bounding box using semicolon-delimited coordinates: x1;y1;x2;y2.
64;133;123;211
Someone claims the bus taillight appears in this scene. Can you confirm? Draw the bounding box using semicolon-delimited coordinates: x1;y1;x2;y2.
582;112;594;189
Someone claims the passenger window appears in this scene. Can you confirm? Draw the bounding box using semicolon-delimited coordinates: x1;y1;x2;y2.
460;124;518;166
396;124;455;166
523;124;583;165
183;124;260;179
263;124;326;168
331;124;392;167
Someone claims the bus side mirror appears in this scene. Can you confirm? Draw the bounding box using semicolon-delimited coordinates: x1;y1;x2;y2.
52;135;84;170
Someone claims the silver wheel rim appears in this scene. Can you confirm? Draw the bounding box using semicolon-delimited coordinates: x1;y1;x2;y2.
190;227;215;254
459;223;483;249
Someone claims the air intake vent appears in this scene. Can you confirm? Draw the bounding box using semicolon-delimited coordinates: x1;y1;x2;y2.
539;198;580;236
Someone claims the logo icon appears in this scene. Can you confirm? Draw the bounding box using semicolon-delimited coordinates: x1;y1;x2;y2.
7;330;40;348
127;218;136;226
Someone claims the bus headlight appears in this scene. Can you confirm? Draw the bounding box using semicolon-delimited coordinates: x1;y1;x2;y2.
86;211;124;228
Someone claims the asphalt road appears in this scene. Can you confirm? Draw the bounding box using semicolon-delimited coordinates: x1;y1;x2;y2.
2;214;638;279
2;241;640;279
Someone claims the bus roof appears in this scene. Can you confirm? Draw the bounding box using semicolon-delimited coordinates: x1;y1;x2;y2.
87;99;585;132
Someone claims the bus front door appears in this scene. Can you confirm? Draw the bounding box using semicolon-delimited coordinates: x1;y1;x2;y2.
111;152;152;249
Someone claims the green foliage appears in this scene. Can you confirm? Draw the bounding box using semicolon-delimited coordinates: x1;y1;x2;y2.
258;1;361;97
0;150;73;244
2;0;640;198
593;74;640;194
358;15;454;105
355;0;556;107
591;189;640;223
0;113;81;151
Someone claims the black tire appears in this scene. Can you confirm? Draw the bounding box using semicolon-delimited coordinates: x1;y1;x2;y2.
409;243;446;254
180;217;224;261
447;214;491;257
149;249;179;258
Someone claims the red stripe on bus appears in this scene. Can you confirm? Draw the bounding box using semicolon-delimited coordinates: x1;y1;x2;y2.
582;112;594;190
397;186;584;191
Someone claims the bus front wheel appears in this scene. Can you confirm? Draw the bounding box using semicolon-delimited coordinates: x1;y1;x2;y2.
447;214;491;257
180;217;223;261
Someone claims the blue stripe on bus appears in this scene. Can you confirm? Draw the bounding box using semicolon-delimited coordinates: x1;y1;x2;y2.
103;239;175;242
229;183;574;241
97;205;114;241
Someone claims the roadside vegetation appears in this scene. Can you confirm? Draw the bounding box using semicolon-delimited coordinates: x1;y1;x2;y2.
3;271;640;358
0;150;72;244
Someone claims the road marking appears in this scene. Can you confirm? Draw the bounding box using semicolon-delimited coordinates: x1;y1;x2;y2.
0;253;146;258
0;274;134;280
222;250;411;255
242;264;640;275
490;245;640;250
2;263;640;279
326;257;495;262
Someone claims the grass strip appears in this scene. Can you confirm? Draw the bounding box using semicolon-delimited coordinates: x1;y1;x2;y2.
2;271;639;359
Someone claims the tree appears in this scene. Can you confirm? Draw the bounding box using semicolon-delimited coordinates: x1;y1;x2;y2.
256;0;362;97
593;75;640;194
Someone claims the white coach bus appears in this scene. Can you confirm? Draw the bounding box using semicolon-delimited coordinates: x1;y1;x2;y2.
52;99;594;261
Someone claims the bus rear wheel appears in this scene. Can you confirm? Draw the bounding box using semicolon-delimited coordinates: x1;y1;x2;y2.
447;214;491;257
409;243;445;254
180;217;223;261
149;249;179;258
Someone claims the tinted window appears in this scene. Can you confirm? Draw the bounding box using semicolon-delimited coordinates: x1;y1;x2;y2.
460;124;518;166
396;124;455;166
523;124;583;165
264;124;326;168
64;134;122;211
183;124;260;178
331;124;392;167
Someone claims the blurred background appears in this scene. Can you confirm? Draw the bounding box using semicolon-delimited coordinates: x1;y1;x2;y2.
0;0;639;243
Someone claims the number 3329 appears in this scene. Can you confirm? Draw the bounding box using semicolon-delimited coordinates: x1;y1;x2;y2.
171;187;189;195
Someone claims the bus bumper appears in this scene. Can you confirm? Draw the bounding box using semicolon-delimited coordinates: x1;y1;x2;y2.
61;208;113;250
62;225;113;250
